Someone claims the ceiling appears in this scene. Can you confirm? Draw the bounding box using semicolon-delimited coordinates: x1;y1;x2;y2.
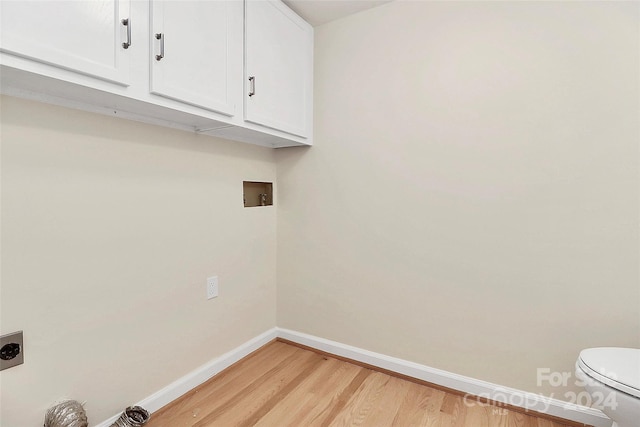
283;0;393;27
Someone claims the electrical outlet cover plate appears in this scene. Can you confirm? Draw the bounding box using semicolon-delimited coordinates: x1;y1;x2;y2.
0;331;24;371
207;276;219;299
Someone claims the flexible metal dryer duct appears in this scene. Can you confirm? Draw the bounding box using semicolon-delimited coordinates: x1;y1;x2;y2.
110;406;150;427
43;400;88;427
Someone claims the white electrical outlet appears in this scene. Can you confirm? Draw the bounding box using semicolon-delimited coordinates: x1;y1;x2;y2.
206;276;219;299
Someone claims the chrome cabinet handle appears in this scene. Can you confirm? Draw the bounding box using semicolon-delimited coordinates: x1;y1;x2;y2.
121;18;131;49
155;33;164;61
248;76;255;97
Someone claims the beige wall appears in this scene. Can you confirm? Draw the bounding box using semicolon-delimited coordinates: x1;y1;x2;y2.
0;96;277;426
277;0;640;399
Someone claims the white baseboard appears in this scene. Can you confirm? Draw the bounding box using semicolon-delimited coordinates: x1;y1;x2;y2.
276;328;612;427
94;327;278;427
96;327;611;427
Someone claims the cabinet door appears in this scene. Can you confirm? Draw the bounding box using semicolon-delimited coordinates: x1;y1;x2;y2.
150;0;239;116
0;0;131;85
245;0;312;138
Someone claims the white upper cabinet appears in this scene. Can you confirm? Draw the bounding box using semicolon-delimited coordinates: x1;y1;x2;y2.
0;0;132;85
244;0;313;138
149;0;241;116
0;0;313;147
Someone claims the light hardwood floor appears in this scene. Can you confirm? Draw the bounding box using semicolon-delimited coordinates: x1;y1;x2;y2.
146;341;589;427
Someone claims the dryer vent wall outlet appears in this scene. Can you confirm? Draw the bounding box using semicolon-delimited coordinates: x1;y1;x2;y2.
0;331;24;371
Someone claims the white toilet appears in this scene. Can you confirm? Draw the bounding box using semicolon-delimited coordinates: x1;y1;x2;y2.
575;347;640;427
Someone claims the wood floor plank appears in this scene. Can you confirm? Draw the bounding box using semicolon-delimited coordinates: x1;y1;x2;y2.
390;381;437;426
147;341;297;426
146;342;592;427
313;368;373;426
252;357;361;427
440;394;467;427
329;371;397;426
361;375;412;426
507;411;535;427
193;349;322;426
235;354;326;427
464;401;490;427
